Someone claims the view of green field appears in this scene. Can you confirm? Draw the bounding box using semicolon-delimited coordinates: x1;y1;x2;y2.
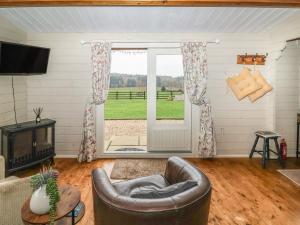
105;87;184;120
104;99;184;120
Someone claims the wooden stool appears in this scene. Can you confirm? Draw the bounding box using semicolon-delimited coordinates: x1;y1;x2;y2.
249;131;284;168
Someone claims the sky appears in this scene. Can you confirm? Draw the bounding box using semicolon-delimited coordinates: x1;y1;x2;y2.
110;51;183;77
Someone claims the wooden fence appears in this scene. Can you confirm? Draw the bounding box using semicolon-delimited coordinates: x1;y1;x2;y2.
107;91;183;100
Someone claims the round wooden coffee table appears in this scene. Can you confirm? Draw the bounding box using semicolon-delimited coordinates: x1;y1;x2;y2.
21;185;85;225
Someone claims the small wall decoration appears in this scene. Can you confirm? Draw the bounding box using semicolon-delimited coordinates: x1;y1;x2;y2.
226;53;273;102
33;107;43;123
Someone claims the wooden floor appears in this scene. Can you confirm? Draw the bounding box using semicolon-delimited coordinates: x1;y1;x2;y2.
18;158;300;225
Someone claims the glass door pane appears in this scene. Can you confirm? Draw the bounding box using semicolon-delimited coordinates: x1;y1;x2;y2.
13;131;32;166
156;54;184;124
148;48;191;152
104;50;148;152
35;127;54;159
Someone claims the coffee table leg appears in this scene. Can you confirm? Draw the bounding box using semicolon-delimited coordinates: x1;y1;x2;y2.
72;209;75;225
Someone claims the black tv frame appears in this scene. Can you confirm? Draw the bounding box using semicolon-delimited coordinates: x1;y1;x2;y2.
0;41;50;75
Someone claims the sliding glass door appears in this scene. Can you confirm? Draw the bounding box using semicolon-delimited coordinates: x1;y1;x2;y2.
100;46;192;154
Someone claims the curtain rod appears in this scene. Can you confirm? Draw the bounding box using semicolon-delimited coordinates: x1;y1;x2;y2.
80;39;220;45
287;37;300;42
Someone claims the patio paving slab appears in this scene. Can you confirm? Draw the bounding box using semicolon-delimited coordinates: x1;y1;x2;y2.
140;135;147;145
111;135;139;146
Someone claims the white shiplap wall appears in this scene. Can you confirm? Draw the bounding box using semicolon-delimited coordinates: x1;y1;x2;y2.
0;12;299;158
26;33;271;156
268;13;300;156
0;16;27;128
275;42;300;154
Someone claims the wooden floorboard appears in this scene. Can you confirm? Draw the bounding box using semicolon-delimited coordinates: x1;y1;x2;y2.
17;158;300;225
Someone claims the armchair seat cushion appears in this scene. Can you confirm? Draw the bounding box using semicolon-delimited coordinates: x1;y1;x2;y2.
113;174;169;197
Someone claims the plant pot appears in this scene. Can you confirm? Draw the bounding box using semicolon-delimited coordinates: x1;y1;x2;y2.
30;185;50;215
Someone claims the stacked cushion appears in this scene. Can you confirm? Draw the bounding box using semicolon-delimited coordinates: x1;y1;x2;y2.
226;67;261;100
248;70;273;102
227;67;273;102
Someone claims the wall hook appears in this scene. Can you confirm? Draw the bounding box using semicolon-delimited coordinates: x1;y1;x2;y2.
237;53;267;65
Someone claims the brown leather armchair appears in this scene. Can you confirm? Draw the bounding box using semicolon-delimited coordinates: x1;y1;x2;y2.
92;156;212;225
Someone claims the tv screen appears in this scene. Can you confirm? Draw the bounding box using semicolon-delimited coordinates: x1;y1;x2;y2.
0;41;50;75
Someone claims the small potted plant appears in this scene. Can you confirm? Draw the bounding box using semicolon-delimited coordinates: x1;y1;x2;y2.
30;165;60;225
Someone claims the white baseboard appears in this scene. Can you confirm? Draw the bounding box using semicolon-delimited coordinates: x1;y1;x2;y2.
215;154;249;158
54;153;258;159
55;152;297;159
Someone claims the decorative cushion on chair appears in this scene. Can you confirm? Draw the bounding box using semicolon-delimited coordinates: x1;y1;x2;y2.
226;67;262;100
248;70;273;102
130;180;198;199
113;174;169;197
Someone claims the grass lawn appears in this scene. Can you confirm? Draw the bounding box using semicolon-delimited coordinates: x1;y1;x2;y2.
105;99;184;120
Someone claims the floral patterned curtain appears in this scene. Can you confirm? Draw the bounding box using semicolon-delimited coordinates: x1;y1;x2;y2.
78;42;111;162
181;42;216;158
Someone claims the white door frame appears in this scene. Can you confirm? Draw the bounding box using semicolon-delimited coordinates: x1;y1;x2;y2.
147;48;192;152
96;44;193;156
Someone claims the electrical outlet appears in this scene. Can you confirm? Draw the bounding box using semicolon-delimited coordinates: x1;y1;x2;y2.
221;128;225;136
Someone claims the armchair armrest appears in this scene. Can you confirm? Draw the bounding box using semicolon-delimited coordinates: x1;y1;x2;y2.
92;168;120;205
0;177;32;225
165;156;188;184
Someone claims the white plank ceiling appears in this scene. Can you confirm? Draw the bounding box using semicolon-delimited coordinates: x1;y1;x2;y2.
0;7;299;33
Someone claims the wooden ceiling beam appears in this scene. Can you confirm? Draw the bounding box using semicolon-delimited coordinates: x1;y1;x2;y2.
0;0;300;7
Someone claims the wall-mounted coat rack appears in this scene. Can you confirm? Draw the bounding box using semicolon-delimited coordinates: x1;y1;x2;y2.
237;53;268;65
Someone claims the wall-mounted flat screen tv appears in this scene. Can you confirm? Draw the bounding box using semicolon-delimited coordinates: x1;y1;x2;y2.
0;41;50;75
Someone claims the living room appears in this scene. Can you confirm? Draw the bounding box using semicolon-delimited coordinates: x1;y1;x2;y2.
0;2;300;225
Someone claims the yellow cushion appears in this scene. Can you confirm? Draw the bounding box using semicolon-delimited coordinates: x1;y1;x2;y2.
248;70;273;102
226;67;262;101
